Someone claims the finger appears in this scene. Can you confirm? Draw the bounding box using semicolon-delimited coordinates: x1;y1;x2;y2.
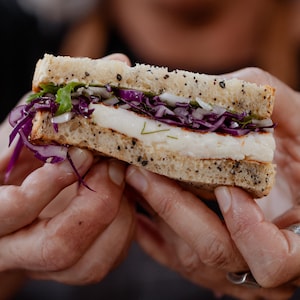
0;148;94;236
29;195;135;285
216;186;300;287
103;53;131;66
126;166;246;271
273;205;300;229
0;159;126;272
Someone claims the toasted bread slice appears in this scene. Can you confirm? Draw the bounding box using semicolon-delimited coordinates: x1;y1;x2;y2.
33;54;275;118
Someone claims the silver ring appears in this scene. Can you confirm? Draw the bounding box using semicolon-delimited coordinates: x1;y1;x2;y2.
286;223;300;236
226;271;260;288
227;223;300;288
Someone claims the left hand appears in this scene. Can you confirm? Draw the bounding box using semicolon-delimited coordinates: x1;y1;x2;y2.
125;67;300;299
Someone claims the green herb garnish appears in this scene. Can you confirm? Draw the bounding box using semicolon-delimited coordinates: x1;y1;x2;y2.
141;121;170;135
27;82;83;116
55;82;82;115
27;83;59;102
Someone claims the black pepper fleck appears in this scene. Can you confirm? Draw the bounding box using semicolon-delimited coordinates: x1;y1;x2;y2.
219;80;226;89
116;74;122;81
141;160;148;166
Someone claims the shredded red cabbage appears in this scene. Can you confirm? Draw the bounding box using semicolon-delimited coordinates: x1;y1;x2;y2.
113;89;275;136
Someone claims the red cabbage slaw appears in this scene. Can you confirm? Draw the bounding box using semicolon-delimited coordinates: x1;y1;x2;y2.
6;83;275;182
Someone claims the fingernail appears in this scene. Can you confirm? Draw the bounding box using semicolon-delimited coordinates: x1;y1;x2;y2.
63;148;89;172
126;166;148;193
215;186;232;214
108;160;125;186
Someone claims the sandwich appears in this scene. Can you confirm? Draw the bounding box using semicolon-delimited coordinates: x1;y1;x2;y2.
8;54;276;198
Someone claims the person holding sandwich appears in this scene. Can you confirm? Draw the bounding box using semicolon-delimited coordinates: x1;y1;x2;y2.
1;0;300;299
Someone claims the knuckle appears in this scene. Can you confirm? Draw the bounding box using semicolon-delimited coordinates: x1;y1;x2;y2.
155;189;188;220
177;247;201;274
230;215;254;241
156;196;175;219
199;236;229;269
95;193;118;223
88;189;121;226
40;237;79;271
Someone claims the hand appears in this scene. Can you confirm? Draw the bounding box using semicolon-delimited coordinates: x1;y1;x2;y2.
125;68;300;299
0;53;135;289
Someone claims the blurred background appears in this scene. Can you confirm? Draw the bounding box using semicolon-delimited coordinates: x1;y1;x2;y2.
1;0;300;299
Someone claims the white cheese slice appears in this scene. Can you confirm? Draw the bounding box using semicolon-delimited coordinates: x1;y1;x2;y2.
90;103;275;163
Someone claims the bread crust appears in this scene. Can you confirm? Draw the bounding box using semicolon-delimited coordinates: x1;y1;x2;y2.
31;112;276;198
32;54;275;119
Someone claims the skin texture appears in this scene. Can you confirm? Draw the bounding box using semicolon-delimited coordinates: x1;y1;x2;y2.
125;67;300;299
0;55;135;295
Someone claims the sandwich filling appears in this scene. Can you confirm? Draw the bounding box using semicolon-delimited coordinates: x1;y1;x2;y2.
91;104;274;162
7;82;275;181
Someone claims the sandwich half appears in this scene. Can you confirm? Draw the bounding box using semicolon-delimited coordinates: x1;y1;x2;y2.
8;54;276;198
